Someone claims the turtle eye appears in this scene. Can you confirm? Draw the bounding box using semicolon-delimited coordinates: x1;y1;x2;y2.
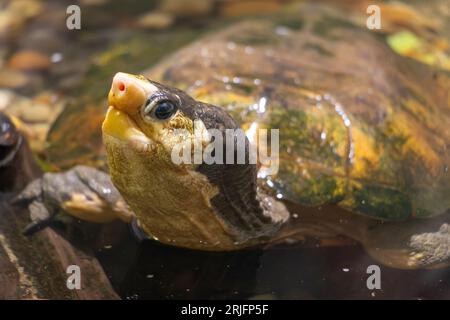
153;100;177;120
142;94;179;122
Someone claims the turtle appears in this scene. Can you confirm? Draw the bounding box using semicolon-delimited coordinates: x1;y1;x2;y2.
17;3;450;269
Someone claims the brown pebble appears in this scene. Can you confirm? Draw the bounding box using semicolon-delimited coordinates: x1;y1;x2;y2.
137;12;174;30
0;90;16;111
219;0;283;17
0;69;30;88
8;50;51;71
159;0;214;18
20;104;52;123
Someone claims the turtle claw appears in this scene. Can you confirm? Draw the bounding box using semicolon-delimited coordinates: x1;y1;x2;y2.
13;178;55;235
11;178;42;207
408;223;450;268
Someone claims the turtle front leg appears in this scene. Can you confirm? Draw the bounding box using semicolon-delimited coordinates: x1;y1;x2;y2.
13;165;134;235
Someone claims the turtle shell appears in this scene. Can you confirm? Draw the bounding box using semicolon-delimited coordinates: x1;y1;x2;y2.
47;3;450;220
145;4;450;220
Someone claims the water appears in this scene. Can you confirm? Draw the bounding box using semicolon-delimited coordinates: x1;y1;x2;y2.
97;229;450;299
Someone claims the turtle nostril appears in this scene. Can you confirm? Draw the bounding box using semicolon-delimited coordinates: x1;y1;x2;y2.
118;82;126;92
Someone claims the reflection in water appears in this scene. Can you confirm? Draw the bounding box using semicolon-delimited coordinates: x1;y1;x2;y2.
98;233;262;299
96;228;450;299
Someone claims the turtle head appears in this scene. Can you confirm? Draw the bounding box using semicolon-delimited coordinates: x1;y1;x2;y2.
102;72;285;250
104;72;197;149
103;72;234;249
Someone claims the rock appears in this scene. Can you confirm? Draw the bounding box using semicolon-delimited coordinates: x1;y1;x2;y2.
159;0;214;18
0;91;66;154
24;123;49;153
219;0;284;17
80;0;108;5
0;49;7;69
0;0;43;41
0;193;120;299
137;0;215;29
20;104;52;123
8;50;51;72
18;29;65;55
0;90;16;112
9;0;42;20
0;69;30;89
137;11;175;30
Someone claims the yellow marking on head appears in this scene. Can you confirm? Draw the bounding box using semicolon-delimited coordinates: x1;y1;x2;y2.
102;107;152;145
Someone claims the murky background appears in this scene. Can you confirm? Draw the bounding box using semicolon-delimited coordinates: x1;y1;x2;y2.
1;0;450;299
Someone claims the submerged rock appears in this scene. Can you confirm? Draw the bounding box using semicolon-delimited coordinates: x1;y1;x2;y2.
136;12;175;30
0;69;30;89
8;50;51;72
0;0;42;41
0;90;65;154
158;0;215;18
